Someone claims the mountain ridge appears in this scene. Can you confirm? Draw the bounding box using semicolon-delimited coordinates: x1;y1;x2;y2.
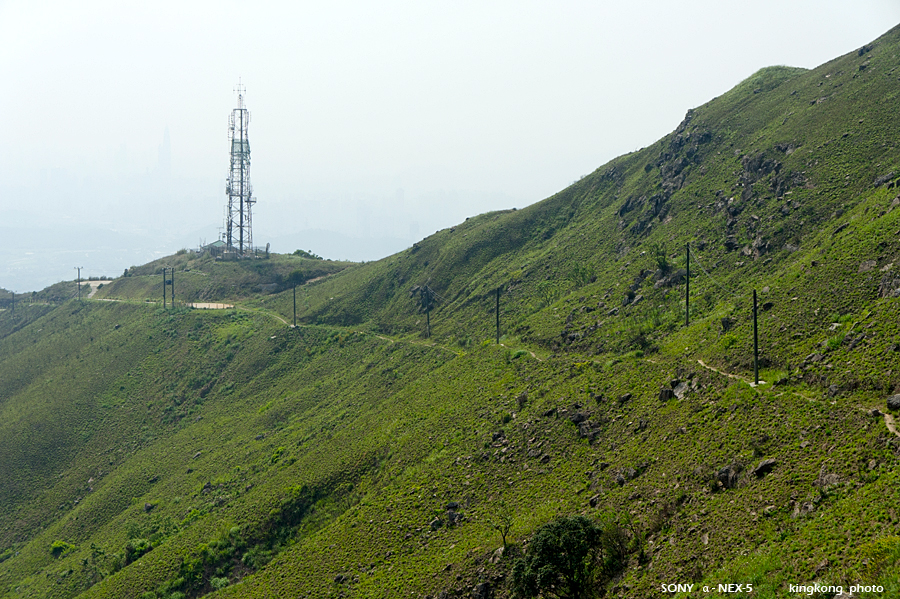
2;24;900;599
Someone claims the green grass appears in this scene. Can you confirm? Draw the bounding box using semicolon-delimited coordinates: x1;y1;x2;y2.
3;24;900;599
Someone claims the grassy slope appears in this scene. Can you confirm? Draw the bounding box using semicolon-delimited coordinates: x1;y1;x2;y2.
2;25;900;599
93;252;352;304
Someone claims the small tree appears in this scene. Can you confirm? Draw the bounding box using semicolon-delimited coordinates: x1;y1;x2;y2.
488;501;514;550
512;514;631;599
650;242;670;274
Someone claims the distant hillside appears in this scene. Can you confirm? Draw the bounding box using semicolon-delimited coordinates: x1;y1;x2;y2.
2;25;900;599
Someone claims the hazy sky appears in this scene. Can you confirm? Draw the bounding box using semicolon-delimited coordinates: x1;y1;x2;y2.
1;1;899;291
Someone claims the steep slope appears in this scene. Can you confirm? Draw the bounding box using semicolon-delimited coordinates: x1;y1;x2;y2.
2;24;900;599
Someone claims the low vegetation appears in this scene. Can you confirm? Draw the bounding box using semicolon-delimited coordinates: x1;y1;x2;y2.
2;25;900;599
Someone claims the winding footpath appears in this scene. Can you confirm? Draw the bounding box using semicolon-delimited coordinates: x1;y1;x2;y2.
696;358;900;440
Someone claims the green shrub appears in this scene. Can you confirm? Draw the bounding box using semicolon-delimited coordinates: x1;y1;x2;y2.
124;538;153;564
50;540;76;557
210;576;230;590
512;514;631;598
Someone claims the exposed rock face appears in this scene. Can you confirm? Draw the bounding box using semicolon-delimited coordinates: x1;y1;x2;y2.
887;394;900;411
752;459;777;477
717;464;742;489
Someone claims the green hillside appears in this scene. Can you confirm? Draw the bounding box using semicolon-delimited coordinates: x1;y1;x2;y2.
3;25;900;599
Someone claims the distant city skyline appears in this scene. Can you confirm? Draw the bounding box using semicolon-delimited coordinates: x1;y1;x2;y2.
1;1;899;292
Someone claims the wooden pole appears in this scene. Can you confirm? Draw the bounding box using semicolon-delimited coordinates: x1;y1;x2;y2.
495;287;501;344
162;268;166;309
685;243;690;326
753;289;759;385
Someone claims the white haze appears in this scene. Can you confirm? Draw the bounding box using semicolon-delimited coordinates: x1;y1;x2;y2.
1;1;899;291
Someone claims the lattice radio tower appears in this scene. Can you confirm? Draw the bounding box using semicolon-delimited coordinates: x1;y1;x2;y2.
225;82;256;255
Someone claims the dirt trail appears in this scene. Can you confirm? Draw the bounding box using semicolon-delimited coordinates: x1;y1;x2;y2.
500;343;541;361
189;302;234;310
697;359;900;439
83;281;103;299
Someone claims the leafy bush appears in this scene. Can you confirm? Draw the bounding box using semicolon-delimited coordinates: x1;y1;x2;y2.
512;514;631;599
50;540;76;557
124;538;153;564
210;576;230;590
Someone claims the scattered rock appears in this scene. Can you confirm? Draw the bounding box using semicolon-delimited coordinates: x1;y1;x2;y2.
446;501;459;510
659;388;675;401
569;412;588;424
254;434;265;441
589;494;601;508
578;421;601;442
833;223;849;235
803;353;824;365
673;382;690;400
201;482;213;494
192;451;202;459
430;518;443;531
878;273;900;298
654;268;687;289
792;501;815;519
716;464;742;489
874;171;896;187
618;393;632;405
541;408;557;418
887;395;900;410
869;408;883;418
859;259;877;272
720;317;733;332
473;582;492;599
144;502;155;512
752;459;777;477
540;454;551;464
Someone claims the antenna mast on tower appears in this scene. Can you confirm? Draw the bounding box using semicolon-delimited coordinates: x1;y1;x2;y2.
225;81;256;255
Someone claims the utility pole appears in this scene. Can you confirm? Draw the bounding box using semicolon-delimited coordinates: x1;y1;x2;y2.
495;287;501;344
685;243;690;326
75;267;83;301
162;268;167;309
